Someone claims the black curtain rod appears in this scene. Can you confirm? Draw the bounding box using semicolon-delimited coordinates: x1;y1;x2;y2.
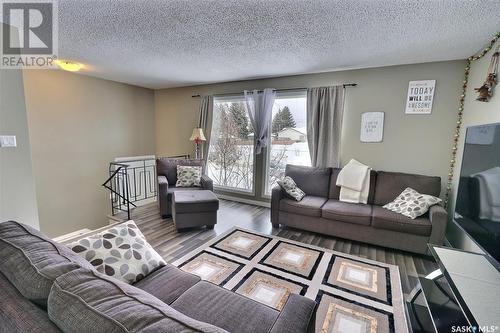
191;84;357;98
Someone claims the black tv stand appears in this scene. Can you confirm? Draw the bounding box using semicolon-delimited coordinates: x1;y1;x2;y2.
408;245;500;333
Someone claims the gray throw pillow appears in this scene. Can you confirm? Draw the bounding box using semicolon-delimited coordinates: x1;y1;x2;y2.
48;268;228;333
176;165;202;187
69;221;165;284
0;221;94;306
383;187;442;219
277;176;306;201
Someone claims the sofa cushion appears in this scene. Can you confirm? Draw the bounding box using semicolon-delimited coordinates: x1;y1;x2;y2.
373;171;441;206
0;221;94;307
167;186;203;201
172;281;279;333
173;190;219;213
285;164;331;197
321;200;373;226
371;206;432;236
328;168;342;199
48;268;228;333
157;158;204;185
0;272;61;333
280;196;328;217
133;264;200;305
329;168;378;204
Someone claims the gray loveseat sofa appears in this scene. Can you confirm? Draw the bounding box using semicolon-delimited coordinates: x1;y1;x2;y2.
271;165;448;254
0;221;316;333
157;157;214;217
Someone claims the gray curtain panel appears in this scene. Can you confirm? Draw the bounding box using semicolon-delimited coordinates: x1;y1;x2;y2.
244;88;276;154
198;95;214;169
306;86;345;167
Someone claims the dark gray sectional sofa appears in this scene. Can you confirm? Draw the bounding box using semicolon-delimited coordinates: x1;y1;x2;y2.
271;165;448;254
0;221;316;333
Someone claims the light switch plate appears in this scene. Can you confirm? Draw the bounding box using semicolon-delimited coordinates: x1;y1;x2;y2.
0;135;17;147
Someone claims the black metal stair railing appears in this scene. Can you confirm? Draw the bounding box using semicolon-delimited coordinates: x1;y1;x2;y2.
103;155;190;220
102;158;158;220
102;162;135;220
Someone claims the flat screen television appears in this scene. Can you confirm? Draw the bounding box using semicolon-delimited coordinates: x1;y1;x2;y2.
455;122;500;268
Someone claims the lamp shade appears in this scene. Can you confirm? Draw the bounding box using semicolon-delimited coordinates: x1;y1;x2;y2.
190;128;206;141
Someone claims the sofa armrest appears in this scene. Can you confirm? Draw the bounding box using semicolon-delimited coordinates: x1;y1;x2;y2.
158;175;169;195
428;205;448;246
201;174;214;192
269;294;316;333
271;186;284;225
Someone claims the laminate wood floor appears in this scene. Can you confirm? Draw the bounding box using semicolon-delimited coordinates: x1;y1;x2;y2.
116;200;437;299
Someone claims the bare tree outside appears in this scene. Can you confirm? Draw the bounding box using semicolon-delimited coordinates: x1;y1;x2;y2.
207;102;254;191
268;144;288;188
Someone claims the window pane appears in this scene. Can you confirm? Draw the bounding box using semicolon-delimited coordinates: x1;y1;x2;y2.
207;98;254;193
265;91;310;195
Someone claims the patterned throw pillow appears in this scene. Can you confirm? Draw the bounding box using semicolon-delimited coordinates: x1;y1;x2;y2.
176;165;202;187
383;187;442;219
277;176;306;201
69;221;166;284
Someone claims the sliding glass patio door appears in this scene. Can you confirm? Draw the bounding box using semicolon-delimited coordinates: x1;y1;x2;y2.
206;90;311;200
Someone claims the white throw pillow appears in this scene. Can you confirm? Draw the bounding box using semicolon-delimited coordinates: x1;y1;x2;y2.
383;187;442;219
277;176;306;201
176;165;202;187
69;221;166;284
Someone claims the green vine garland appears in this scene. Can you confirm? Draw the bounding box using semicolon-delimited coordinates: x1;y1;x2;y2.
443;32;500;208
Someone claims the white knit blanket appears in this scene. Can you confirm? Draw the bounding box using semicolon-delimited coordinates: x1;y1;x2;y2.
336;159;371;204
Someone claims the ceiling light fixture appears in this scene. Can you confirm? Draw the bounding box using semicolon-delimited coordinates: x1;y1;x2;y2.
55;60;83;72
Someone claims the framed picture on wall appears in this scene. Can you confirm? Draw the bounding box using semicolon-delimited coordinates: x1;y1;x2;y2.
360;112;384;143
405;80;436;114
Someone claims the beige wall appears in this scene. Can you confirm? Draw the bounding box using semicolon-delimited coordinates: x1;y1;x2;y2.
0;24;40;229
23;70;155;237
447;38;500;252
155;60;465;200
14;59;469;236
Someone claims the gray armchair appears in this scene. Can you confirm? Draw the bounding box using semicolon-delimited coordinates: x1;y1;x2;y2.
156;158;213;217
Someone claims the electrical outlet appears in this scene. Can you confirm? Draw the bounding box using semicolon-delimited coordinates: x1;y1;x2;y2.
0;135;17;148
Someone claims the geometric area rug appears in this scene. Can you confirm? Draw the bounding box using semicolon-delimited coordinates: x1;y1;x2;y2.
172;227;409;333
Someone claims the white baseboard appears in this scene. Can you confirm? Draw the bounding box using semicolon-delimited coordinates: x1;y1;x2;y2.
216;194;270;208
53;221;125;244
53;228;92;243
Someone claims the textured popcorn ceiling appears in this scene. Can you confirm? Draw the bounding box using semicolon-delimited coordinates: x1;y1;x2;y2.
57;0;500;88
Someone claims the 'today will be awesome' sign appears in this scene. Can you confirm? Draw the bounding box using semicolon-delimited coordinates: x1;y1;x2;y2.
405;80;436;114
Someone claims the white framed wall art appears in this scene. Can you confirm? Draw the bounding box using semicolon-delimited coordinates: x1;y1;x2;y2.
360;112;384;143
